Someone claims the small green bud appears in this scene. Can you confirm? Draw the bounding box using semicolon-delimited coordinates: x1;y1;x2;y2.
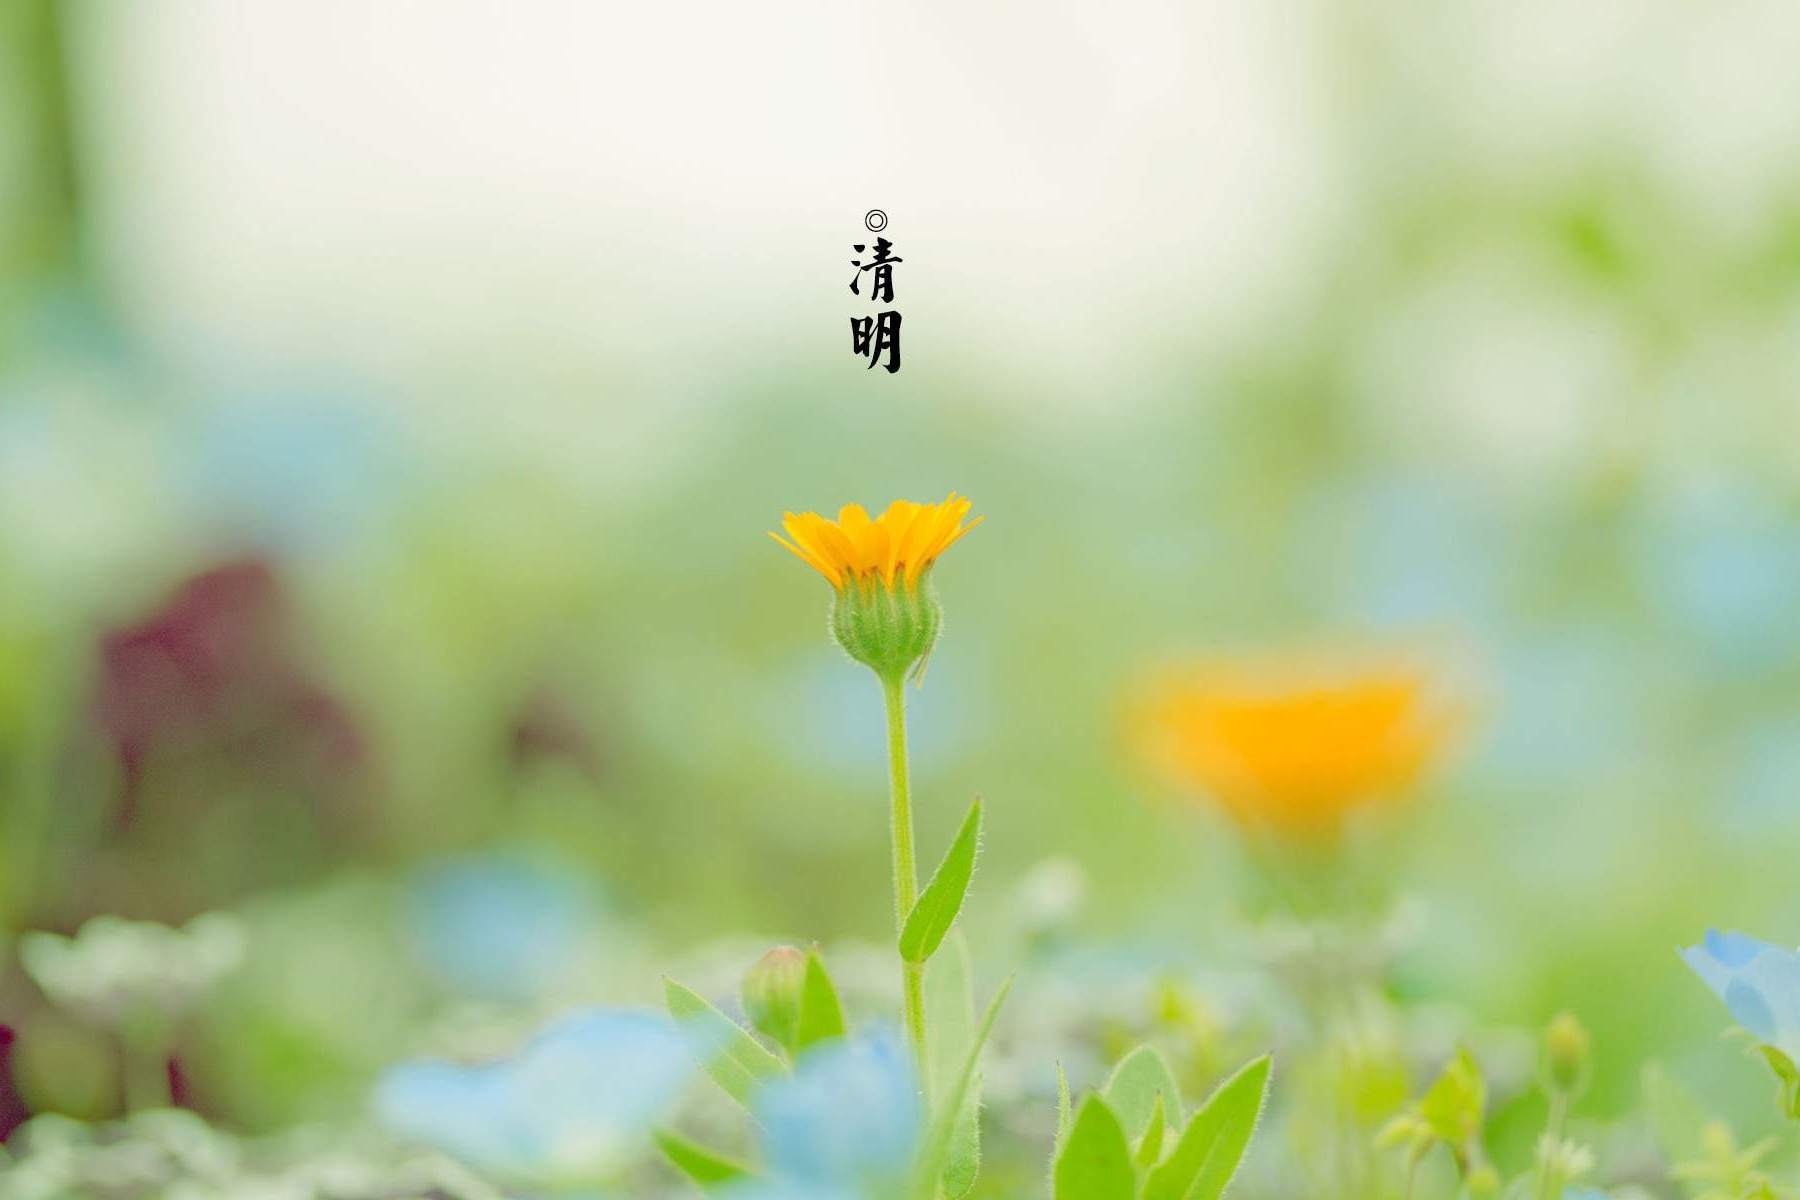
1542;1011;1592;1098
830;574;943;684
1465;1163;1500;1197
742;946;807;1056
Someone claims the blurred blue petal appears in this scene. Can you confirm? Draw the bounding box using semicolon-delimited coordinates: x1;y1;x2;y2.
374;1009;690;1182
1680;930;1800;1060
184;388;402;554
1705;929;1770;970
753;1027;921;1191
719;1184;859;1200
374;1058;521;1170
1476;628;1647;785
407;854;596;1000
1723;719;1800;838
1302;472;1507;631
1633;484;1800;675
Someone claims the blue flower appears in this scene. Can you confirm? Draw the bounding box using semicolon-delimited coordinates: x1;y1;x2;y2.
1300;471;1508;633
406;854;597;1000
716;1184;860;1200
1631;483;1800;675
731;1028;922;1198
374;1009;692;1184
1680;930;1800;1061
183;386;403;557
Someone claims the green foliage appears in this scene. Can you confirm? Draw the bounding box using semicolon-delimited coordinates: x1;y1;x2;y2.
1141;1055;1271;1200
1134;1096;1167;1169
1103;1045;1184;1144
926;934;976;1085
1542;1011;1593;1100
1760;1045;1800;1120
741;946;807;1056
941;1079;985;1199
1670;1120;1784;1200
912;976;1011;1200
1419;1048;1485;1148
662;977;785;1107
654;1130;752;1188
1056;1062;1074;1156
926;934;982;1197
795;946;847;1052
1378;1047;1492;1185
900;797;983;964
1054;1095;1135;1200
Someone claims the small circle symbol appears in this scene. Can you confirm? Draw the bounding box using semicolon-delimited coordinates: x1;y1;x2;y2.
863;209;888;233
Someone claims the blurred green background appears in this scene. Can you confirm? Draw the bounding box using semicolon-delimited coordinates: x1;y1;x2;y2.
4;0;1800;1164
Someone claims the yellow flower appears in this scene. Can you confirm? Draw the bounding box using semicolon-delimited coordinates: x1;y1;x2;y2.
769;493;982;593
1136;649;1462;836
770;494;982;684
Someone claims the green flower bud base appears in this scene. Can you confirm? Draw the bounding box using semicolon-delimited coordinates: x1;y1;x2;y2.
831;574;943;685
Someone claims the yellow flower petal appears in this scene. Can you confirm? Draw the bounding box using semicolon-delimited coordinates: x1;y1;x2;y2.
769;495;981;591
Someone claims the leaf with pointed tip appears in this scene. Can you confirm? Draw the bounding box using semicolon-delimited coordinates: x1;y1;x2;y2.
942;1072;983;1198
900;798;982;963
1104;1044;1184;1141
926;932;976;1091
655;1130;753;1188
1142;1055;1271;1200
911;976;1012;1200
926;934;981;1197
663;977;785;1107
1053;1094;1135;1199
1054;1062;1074;1155
1135;1094;1166;1168
1419;1048;1484;1145
794;947;846;1051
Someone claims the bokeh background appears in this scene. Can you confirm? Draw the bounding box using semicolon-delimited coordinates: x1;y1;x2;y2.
5;0;1800;1187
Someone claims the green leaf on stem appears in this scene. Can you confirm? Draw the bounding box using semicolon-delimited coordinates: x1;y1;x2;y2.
943;1074;984;1198
1054;1062;1073;1156
927;933;982;1197
1053;1094;1135;1200
1104;1044;1184;1142
1136;1094;1167;1168
794;947;847;1051
663;976;785;1107
899;797;983;964
654;1129;753;1188
1419;1048;1484;1145
1142;1054;1271;1200
911;975;1012;1200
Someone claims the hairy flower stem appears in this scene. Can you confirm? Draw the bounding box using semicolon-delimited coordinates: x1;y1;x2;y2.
881;673;932;1102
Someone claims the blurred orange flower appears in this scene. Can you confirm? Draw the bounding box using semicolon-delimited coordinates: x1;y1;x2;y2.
1135;649;1464;837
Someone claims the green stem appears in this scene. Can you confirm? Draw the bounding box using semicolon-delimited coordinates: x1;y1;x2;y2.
1533;1091;1570;1200
881;673;931;1099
